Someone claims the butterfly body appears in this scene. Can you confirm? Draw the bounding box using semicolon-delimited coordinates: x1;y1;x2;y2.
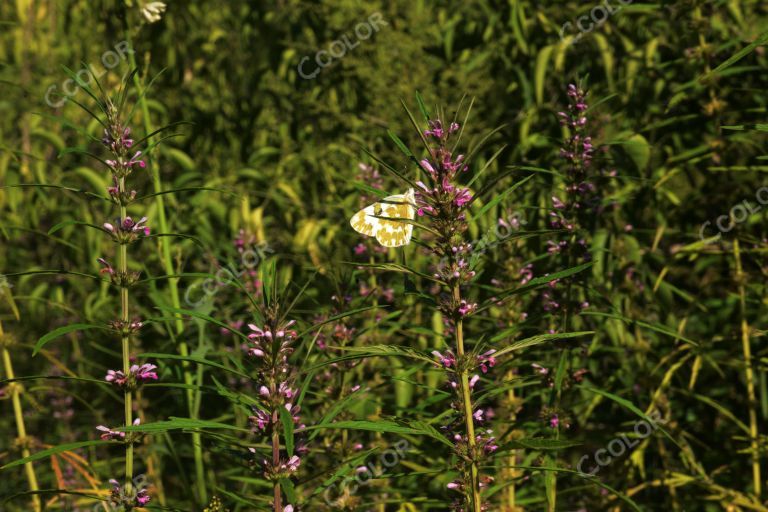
350;188;415;247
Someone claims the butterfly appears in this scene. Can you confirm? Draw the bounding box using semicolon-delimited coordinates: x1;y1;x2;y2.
350;188;415;247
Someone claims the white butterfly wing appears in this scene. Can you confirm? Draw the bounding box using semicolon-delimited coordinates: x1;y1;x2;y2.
374;190;414;247
350;189;415;247
350;202;378;237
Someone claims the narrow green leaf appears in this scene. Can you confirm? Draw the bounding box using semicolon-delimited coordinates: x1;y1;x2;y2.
34;323;105;355
308;344;435;371
492;331;593;357
139;352;250;379
120;417;249;433
415;91;431;121
154;306;248;340
580;387;682;451
387;130;414;158
1;440;109;469
699;28;768;83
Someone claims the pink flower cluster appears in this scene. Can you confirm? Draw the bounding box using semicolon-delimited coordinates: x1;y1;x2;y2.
251;381;304;432
279;455;301;473
107;176;137;204
432;350;456;368
424;119;459;140
102;127;134;152
97;418;140;441
246;321;297;358
103;216;150;237
433;253;476;285
105;363;159;389
457;300;477;317
415;176;473;213
415;120;473;219
106;150;146;174
256;450;302;479
477;350;496;373
109;317;144;335
109;477;151;507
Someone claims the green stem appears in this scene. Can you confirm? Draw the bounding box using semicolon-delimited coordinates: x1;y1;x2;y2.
548;232;577;512
506;369;517;511
125;31;206;503
119;179;134;492
453;286;482;512
734;239;761;498
1;322;41;512
272;377;282;511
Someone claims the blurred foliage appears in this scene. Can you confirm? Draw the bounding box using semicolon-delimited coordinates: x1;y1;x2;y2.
1;0;768;511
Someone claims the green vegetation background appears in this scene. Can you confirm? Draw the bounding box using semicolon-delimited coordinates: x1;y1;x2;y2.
1;1;768;510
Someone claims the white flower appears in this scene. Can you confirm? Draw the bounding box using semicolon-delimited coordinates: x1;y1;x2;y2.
141;2;167;23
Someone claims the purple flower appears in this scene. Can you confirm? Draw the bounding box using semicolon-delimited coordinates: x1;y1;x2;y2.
431;350;456;368
285;402;303;427
96;425;124;441
106;176;137;203
136;488;151;506
109;476;151;508
249;408;270;431
134;363;158;381
102;127;134;151
454;188;472;207
105;362;158;388
479;430;498;454
477;350;497;373
105;370;128;387
457;300;477;317
106;151;145;172
520;264;534;285
420;159;437;178
124;216;150;235
107;176;119;196
282;455;301;473
246;320;297;358
96;419;139;441
424;119;445;139
98;257;115;276
103;216;151;240
279;382;296;399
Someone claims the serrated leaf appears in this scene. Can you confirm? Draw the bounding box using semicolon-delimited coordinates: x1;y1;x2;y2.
279;406;295;457
120;417;249;433
492;331;593;357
